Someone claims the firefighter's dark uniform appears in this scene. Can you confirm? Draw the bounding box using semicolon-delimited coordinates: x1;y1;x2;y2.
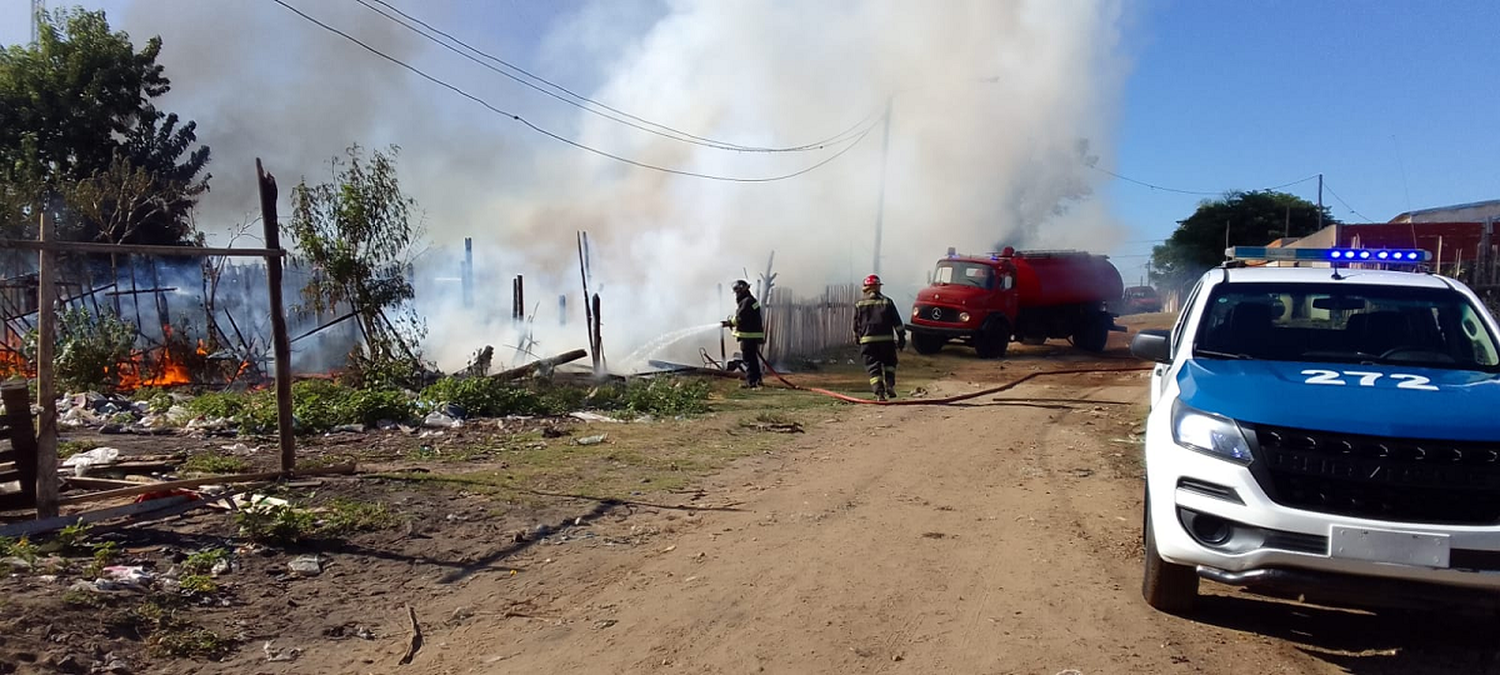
853;291;905;398
729;293;765;387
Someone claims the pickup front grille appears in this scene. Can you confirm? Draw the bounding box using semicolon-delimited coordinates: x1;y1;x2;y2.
1249;424;1500;525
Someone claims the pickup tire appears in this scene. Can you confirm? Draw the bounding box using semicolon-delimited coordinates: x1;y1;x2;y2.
1142;490;1198;613
1073;311;1112;353
912;332;945;355
973;318;1011;359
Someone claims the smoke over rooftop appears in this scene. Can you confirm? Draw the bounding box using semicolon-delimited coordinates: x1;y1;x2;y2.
111;0;1130;371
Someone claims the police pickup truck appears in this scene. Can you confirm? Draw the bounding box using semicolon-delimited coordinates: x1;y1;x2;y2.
1131;246;1500;614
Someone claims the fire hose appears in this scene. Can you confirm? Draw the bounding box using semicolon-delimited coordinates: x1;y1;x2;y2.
756;352;1151;406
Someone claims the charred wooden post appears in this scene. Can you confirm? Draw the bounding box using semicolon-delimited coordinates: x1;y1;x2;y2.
34;212;58;518
489;348;587;381
516;274;525;321
257;159;296;474
558;294;567;327
592;293;604;376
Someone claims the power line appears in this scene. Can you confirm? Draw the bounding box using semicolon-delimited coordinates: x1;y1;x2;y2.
354;0;876;153
1088;164;1320;197
1320;180;1377;223
269;0;879;182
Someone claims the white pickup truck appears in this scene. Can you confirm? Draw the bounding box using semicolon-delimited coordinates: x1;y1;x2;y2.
1132;245;1500;614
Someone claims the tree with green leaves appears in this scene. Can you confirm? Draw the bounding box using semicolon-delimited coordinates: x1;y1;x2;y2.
1150;190;1339;289
288;144;428;388
0;8;210;245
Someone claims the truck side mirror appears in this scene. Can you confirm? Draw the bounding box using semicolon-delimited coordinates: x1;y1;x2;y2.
1001;275;1014;290
1130;329;1172;363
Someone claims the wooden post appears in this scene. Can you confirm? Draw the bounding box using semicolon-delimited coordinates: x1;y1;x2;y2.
35;211;58;518
516;274;524;322
558;294;567;327
461;237;473;309
591;293;604;376
257;159;296;473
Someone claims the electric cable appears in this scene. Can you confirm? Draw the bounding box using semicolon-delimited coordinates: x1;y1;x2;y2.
270;0;881;182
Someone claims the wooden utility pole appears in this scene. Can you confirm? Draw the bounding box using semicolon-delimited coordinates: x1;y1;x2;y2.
256;159;296;473
34;211;58;518
871;96;893;276
591;293;604;376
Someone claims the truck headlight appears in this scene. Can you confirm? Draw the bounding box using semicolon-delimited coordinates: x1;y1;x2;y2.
959;312;970;323
1171;400;1253;464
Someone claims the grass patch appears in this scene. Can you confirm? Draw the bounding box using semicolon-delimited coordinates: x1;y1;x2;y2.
178;574;218;595
319;498;398;535
234;504;317;545
0;536;40;563
180;452;250;475
136;600;235;660
181;548;228;575
63;587;104;607
84;541;120;578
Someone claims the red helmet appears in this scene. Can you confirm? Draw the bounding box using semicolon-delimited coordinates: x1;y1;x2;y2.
863;274;881;287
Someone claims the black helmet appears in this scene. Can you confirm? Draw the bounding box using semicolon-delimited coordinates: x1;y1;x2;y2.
732;279;751;293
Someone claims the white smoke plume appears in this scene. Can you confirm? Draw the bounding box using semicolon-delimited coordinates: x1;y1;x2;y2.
100;0;1130;372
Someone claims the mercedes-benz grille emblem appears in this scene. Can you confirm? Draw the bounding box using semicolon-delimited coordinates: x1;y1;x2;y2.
930;307;943;321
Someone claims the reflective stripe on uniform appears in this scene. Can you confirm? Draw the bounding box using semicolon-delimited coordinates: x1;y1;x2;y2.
855;299;890;307
869;376;882;385
734;331;765;339
859;335;895;344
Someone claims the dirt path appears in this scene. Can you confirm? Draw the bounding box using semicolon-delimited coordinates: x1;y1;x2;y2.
314;365;1499;675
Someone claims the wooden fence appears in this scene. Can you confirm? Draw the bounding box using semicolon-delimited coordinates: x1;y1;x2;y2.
763;284;861;363
0;381;38;511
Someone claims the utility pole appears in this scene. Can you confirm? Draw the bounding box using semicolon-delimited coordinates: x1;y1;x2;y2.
871;96;893;277
1320;173;1332;244
31;0;44;46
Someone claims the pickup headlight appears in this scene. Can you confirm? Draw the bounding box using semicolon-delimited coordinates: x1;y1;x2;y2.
1171;400;1253;464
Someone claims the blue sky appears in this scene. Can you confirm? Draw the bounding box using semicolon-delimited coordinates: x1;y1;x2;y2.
4;1;1499;284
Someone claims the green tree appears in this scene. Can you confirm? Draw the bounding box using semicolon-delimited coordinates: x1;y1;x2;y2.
0;8;210;244
288;144;427;388
1150;190;1339;289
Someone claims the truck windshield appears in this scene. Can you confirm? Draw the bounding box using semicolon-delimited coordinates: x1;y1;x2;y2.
934;262;993;289
1194;282;1500;371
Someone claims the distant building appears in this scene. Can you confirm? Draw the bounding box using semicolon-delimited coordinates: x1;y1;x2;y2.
1389;199;1500;224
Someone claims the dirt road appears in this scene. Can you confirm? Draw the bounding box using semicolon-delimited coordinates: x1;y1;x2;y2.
329;363;1496;675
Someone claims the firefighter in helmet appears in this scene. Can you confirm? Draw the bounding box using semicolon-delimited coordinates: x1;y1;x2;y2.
722;279;765;388
853;274;905;401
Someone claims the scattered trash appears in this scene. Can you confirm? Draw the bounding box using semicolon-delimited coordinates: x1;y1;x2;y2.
68;579;100;594
660;545;676;553
376;419;399;430
576;434;608;446
288;555;326;577
594;619;618;629
441;403;468;420
570;411;622;423
332;424;365;434
221;493;290;513
542;427;570;439
218;442;257;453
418;430;446;439
744;421;804;434
263;641;303;663
63;446;120;473
96;566;153;591
423;411;463;429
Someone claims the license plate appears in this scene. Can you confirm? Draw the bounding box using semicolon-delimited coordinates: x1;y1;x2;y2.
1329;526;1450;568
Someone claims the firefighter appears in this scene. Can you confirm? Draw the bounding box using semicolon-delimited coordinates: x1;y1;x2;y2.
722;279;765;388
853;274;905;401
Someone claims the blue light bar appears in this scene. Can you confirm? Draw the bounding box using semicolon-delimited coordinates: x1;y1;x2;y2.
1225;246;1431;263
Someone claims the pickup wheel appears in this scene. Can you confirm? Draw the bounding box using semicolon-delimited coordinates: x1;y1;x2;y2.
973;318;1011;359
911;332;945;355
1073;311;1111;353
1142;490;1199;614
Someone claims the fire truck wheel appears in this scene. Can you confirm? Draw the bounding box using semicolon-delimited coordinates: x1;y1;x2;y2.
973;319;1010;359
1073;312;1111;353
911;332;945;355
